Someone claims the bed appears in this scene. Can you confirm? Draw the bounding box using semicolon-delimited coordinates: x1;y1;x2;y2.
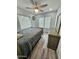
17;27;43;59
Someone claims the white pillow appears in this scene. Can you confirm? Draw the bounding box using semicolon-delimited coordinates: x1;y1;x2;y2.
17;33;23;39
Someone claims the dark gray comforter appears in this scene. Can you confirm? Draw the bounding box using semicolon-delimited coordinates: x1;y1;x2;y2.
17;27;43;58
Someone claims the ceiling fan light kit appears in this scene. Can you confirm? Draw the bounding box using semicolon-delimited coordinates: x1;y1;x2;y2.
34;9;39;13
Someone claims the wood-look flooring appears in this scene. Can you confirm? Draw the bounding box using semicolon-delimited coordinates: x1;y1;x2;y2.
28;33;56;59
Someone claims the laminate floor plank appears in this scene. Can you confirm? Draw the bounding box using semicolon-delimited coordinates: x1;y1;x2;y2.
29;33;56;59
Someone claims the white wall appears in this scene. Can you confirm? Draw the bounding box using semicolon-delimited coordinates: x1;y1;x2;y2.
17;17;21;32
50;13;57;29
56;8;61;59
56;40;61;59
55;8;61;33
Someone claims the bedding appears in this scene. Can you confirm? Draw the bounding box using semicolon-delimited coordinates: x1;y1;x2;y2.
17;27;43;59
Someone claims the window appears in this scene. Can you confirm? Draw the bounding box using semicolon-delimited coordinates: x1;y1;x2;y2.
44;17;51;28
39;17;44;28
38;16;51;29
18;15;31;29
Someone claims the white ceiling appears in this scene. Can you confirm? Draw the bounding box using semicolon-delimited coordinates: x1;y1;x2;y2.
17;0;61;16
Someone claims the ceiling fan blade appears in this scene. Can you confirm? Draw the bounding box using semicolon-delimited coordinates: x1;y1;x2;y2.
30;0;35;5
26;7;32;9
35;1;38;6
40;4;48;8
40;9;44;12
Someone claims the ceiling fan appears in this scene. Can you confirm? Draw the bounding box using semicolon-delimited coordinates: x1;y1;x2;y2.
26;0;48;13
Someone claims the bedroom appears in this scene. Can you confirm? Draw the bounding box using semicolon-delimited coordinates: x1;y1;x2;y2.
17;0;61;59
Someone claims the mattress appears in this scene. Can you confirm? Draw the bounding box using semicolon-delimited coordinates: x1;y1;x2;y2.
17;27;43;59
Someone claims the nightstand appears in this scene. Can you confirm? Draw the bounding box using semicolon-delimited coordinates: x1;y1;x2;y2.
47;30;60;51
